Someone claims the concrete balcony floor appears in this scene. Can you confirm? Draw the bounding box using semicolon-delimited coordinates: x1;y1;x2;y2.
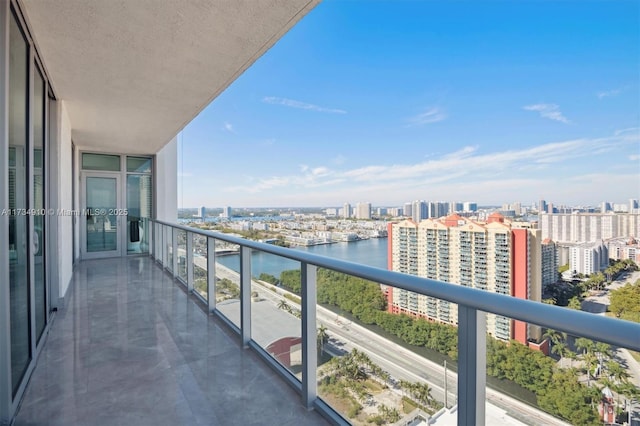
14;257;328;426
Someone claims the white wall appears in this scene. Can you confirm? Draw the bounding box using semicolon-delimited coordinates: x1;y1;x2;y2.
155;136;177;222
57;102;73;299
48;100;73;305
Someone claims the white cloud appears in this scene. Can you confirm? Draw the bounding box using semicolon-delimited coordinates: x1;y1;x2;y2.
262;96;347;114
614;127;639;136
442;145;478;160
523;103;570;124
597;88;622;99
224;130;638;202
223;122;234;133
630;154;640;161
597;86;631;99
407;107;447;126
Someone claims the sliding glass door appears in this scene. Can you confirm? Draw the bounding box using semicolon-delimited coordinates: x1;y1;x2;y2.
8;7;31;398
4;4;51;414
81;173;122;258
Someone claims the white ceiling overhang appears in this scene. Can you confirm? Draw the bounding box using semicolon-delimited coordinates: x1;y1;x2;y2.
21;0;320;154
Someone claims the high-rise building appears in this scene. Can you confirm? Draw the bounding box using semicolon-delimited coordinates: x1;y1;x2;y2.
199;206;206;219
540;212;640;243
343;203;351;219
427;201;449;218
411;200;427;223
463;202;478;212
541;239;558;286
539;199;547;214
450;202;463;213
403;202;412;218
630;199;639;214
569;241;609;275
222;206;232;218
388;213;542;345
355;202;371;220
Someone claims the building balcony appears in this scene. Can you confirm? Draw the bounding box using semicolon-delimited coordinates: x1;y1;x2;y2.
14;256;328;426
13;220;640;426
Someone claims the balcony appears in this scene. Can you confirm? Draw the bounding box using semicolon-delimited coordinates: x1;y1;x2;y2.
14;256;328;426
15;220;640;426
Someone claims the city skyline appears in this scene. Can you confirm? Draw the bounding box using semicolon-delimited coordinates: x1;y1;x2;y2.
178;0;639;208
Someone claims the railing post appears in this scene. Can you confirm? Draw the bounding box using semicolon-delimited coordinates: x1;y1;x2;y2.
161;225;166;268
240;246;251;347
207;237;216;313
186;232;194;292
172;227;178;279
301;262;318;409
457;306;486;426
149;220;154;259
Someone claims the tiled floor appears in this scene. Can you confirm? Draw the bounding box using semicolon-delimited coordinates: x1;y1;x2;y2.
14;257;329;426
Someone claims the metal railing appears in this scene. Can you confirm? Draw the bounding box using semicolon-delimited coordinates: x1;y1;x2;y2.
150;219;640;426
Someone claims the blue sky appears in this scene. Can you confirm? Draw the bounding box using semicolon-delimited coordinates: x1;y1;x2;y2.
179;0;639;208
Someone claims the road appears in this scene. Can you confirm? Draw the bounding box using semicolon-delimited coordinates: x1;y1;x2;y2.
191;255;568;425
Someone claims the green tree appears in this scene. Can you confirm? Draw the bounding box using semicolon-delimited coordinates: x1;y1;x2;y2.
567;296;582;310
575;337;594;355
538;369;600;425
279;269;302;293
609;281;640;322
277;299;290;311
317;324;329;354
258;272;278;285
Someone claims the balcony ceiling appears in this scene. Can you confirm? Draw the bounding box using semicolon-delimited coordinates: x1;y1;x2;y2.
21;0;319;154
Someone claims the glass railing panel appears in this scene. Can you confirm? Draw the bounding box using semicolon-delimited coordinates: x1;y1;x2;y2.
164;225;173;272
250;250;302;377
315;269;449;424
159;224;167;266
481;311;640;426
154;223;163;263
193;234;208;301
145;218;153;257
176;230;187;283
211;239;241;327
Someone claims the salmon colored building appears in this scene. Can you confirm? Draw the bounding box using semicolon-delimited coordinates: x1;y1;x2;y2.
387;213;543;347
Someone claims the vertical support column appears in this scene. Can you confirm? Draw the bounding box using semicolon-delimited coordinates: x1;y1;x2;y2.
186;232;194;292
0;2;11;422
240;246;251;347
301;262;317;409
27;38;36;379
457;306;486;426
206;237;216;313
171;227;178;279
46;99;59;309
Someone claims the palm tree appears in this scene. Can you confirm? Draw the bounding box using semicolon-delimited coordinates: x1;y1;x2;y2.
317;325;329;354
606;360;630;386
582;351;598;386
543;328;562;355
415;382;432;407
565;348;577;369
575;337;595;356
277;299;290;311
551;339;568;365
